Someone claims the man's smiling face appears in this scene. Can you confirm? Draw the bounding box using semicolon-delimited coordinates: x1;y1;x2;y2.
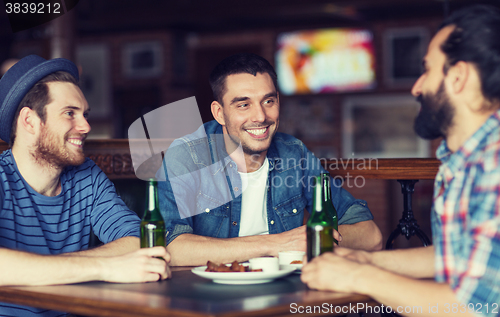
34;82;91;167
214;72;279;156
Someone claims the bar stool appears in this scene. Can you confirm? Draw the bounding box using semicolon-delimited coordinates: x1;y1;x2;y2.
385;180;431;249
382;179;431;317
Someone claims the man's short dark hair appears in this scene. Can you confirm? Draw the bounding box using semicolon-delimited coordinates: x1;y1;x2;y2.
10;71;78;146
439;5;500;104
209;53;278;105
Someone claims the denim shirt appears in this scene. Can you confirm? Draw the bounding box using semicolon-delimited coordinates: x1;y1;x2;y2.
158;120;373;245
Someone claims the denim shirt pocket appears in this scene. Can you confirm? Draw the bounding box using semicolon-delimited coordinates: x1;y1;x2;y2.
273;195;307;231
193;192;229;238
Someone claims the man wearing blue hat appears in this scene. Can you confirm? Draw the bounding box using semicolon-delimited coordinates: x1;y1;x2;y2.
0;55;171;317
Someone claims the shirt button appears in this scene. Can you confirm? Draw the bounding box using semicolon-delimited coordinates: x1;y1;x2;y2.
229;164;233;168
270;220;275;225
292;209;297;213
234;187;239;192
205;208;210;213
232;221;237;226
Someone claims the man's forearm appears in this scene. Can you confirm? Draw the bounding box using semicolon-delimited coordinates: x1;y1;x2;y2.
357;265;473;317
167;226;306;266
65;236;140;257
370;246;435;278
302;251;471;317
0;246;171;286
166;234;272;266
338;220;383;251
0;248;102;286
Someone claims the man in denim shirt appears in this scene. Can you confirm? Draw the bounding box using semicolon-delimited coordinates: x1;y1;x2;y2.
158;53;382;266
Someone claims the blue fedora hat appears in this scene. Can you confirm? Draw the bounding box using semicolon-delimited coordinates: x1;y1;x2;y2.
0;55;79;143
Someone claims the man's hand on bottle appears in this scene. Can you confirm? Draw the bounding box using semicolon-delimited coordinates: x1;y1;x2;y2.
269;225;307;255
267;225;342;256
333;229;342;243
101;246;172;283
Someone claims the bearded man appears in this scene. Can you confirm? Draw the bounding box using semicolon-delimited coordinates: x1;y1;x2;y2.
0;55;171;317
302;5;500;316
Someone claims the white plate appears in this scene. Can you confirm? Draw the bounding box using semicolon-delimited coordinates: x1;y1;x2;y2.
191;266;296;284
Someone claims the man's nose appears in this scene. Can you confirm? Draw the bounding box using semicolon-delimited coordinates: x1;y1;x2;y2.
411;74;425;97
76;117;91;134
251;105;266;122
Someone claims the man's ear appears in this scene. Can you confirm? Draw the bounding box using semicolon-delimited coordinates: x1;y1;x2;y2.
17;107;39;135
447;61;469;94
211;101;225;126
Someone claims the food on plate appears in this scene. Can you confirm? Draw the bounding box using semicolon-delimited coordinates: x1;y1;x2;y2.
290;260;303;264
205;260;263;272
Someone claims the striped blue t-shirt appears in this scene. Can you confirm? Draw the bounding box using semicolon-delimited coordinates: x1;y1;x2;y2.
0;149;141;316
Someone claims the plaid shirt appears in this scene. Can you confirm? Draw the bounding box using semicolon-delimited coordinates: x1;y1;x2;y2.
432;111;500;316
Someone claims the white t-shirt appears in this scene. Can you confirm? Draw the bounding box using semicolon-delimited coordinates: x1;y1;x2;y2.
238;158;269;237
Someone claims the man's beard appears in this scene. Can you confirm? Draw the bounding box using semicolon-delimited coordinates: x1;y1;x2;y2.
34;125;86;168
414;81;455;140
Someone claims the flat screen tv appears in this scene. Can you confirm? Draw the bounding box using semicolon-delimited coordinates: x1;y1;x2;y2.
275;28;376;95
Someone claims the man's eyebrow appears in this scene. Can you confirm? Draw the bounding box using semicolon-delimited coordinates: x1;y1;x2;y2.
262;92;278;100
229;91;278;105
229;96;250;105
63;105;90;112
63;106;81;110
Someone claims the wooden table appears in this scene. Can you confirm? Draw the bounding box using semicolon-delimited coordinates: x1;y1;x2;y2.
0;268;378;317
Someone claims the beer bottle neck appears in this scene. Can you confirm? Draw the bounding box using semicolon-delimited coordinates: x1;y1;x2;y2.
148;182;157;211
145;179;161;217
313;176;322;213
321;173;331;202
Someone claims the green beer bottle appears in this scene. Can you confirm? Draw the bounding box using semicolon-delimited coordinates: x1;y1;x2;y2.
321;172;339;245
307;176;335;261
140;179;166;248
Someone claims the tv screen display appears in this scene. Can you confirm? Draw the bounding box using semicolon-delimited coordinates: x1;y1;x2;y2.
275;28;376;95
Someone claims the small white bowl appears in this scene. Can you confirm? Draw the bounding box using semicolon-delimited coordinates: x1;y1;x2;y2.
249;257;279;272
278;251;305;266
